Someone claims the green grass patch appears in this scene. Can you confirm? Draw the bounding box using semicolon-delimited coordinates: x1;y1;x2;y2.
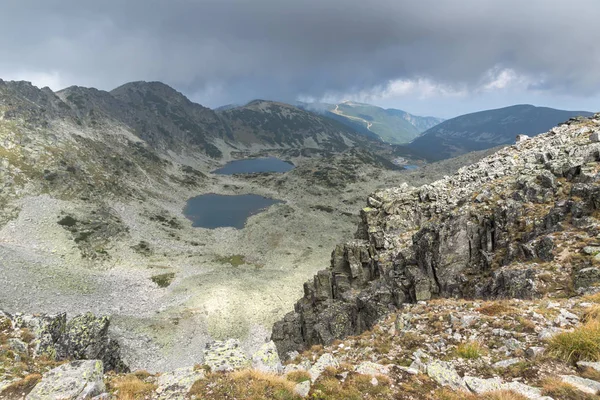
455;341;484;359
214;255;246;267
547;320;600;363
151;272;176;288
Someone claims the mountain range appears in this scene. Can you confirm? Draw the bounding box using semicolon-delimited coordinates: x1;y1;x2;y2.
52;82;385;161
297;101;444;144
408;104;594;161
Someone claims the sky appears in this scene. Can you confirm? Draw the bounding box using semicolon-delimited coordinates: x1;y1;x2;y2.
1;0;599;118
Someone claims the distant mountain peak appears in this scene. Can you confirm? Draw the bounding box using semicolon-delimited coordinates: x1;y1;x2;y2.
300;100;444;144
409;104;594;161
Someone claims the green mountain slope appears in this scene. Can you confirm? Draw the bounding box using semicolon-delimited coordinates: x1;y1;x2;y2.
301;101;444;144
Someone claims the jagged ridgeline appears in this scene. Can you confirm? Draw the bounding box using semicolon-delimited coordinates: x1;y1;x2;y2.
0;79;388;226
273;115;600;357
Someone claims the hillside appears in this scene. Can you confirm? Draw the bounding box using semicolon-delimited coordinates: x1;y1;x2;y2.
299;101;444;144
0;78;470;376
409;104;593;161
2;113;599;399
217;100;376;152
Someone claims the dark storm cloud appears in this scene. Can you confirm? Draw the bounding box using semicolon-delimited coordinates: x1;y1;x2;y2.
1;0;599;106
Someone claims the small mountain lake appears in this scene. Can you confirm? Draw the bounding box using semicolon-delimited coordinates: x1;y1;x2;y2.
183;193;283;229
213;157;294;175
404;165;419;170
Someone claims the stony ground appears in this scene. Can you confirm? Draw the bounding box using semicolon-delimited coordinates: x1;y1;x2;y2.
3;293;600;399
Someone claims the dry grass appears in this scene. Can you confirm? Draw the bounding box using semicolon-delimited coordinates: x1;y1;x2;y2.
480;391;529;400
18;328;34;344
0;373;41;398
432;388;478;400
583;292;600;303
582;305;600;323
0;318;11;331
516;317;536;333
109;374;157;400
130;370;154;380
476;302;514;316
541;377;598;400
547;319;600;363
286;370;311;383
456;341;484;359
311;373;391;400
579;366;600;381
189;370;300;400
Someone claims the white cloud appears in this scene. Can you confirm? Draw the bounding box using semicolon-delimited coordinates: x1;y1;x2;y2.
480;66;543;92
300;77;468;105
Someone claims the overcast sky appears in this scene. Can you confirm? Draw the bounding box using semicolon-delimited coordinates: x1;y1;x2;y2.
1;0;599;118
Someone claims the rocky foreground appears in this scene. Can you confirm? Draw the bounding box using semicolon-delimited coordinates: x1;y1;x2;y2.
1;115;600;399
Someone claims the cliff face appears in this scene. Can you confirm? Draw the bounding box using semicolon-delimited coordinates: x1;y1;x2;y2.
273;115;600;357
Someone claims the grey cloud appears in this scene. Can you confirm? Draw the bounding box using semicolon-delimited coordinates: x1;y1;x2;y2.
1;0;599;107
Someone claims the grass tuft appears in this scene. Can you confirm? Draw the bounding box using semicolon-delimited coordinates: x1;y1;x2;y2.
286;370;311;383
109;374;157;400
481;391;529;400
456;341;484;359
189;370;300;400
547;320;600;363
0;374;41;398
476;302;514;316
541;377;598;400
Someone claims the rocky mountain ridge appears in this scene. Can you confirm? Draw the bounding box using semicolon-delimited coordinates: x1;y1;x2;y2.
2;79;383;164
273;114;600;356
217;100;373;152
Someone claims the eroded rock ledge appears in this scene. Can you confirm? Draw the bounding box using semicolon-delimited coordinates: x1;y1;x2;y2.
0;310;128;373
273;114;600;357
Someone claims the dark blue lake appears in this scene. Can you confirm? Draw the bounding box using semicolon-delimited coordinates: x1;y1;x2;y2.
183;193;283;229
213;157;294;175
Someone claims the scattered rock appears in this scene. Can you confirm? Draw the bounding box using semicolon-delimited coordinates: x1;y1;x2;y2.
538;327;563;341
560;375;600;394
575;267;600;289
493;358;521;369
294;380;311;397
203;339;251;372
354;361;390;376
516;134;530;143
464;376;503;394
11;312;127;372
583;246;600;255
156;366;205;400
501;381;547;400
8;338;28;354
577;361;600;372
26;360;105;400
251;341;283;374
503;338;523;352
426;360;466;391
526;347;545;359
309;353;339;382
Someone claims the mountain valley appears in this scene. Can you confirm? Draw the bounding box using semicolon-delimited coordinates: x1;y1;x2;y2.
0;79;489;374
1;79;599;400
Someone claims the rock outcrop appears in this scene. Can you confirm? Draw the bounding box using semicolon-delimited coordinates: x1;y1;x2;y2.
273;114;600;357
26;360;105;400
2;311;127;372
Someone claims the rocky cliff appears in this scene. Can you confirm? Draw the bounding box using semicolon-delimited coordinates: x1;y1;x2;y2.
273;114;600;357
